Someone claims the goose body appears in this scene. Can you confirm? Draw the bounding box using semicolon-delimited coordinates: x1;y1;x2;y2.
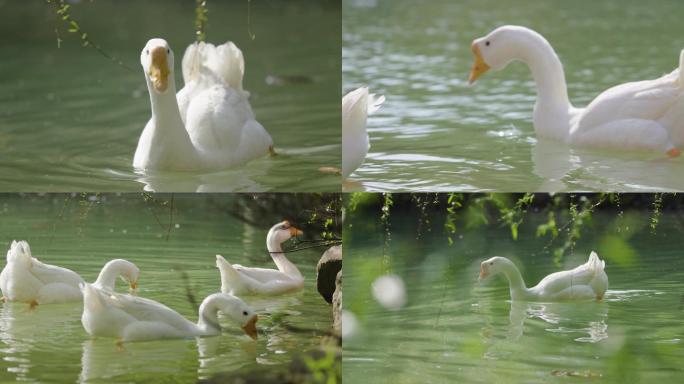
80;283;257;342
0;241;139;305
134;38;273;171
342;87;385;178
216;221;304;295
479;252;608;301
469;25;684;157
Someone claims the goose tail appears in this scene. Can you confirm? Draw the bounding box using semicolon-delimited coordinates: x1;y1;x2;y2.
587;251;605;274
7;240;32;264
213;41;246;93
215;255;243;293
182;41;246;94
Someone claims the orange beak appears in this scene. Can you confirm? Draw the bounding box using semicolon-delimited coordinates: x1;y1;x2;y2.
241;314;258;340
149;46;170;92
478;264;489;281
468;41;490;85
130;281;137;290
289;226;303;237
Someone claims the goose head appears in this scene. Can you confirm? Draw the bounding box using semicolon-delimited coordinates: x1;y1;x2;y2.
141;38;176;94
478;256;508;281
210;293;259;340
267;220;304;246
117;259;140;290
468;25;536;84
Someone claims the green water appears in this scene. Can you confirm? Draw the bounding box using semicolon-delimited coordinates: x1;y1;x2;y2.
0;1;341;192
343;206;684;383
0;194;335;383
343;0;684;192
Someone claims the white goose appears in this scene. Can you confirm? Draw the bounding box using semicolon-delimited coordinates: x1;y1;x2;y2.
0;241;139;306
342;87;385;178
216;221;304;295
134;38;273;171
478;251;608;301
469;25;684;157
80;283;257;342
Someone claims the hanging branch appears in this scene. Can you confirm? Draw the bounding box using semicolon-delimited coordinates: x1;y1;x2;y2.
268;239;342;254
142;193;176;241
650;193;663;233
46;0;134;71
247;0;256;40
194;0;209;42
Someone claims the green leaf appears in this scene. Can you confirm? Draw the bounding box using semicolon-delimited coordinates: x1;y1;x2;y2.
510;223;518;240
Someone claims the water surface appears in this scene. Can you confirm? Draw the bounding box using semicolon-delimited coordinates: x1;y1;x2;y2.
0;1;341;192
343;208;684;382
0;194;333;382
343;0;684;191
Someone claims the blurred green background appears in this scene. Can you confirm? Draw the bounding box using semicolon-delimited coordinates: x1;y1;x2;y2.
343;193;684;383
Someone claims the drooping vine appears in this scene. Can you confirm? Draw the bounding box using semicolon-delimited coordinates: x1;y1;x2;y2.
194;0;209;42
46;0;133;71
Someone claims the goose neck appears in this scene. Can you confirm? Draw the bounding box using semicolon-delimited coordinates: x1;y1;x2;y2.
197;297;221;336
93;261;121;290
518;35;571;110
500;260;529;300
266;237;301;278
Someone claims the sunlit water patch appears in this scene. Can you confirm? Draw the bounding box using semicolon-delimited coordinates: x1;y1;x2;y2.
343;0;684;192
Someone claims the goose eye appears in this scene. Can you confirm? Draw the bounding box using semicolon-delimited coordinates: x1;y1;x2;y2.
167;48;170;54
489;262;494;265
243;311;248;316
145;49;149;55
485;41;490;46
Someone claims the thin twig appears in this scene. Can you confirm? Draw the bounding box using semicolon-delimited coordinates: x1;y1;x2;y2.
179;270;199;312
47;0;134;71
268;241;342;254
247;0;256;40
166;194;175;241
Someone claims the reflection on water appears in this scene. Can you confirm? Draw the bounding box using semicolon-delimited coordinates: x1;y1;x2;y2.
79;339;197;383
532;140;684;192
343;0;684;191
485;300;610;343
134;166;271;193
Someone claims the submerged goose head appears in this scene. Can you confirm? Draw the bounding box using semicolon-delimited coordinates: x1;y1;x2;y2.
267;220;304;246
468;25;546;84
200;293;259;340
95;259;140;290
141;38;176;94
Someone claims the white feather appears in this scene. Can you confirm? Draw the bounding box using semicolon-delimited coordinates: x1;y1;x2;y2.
342;87;385;178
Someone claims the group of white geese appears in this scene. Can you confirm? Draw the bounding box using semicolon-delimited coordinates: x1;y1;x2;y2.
0;221;305;343
343;25;684;179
